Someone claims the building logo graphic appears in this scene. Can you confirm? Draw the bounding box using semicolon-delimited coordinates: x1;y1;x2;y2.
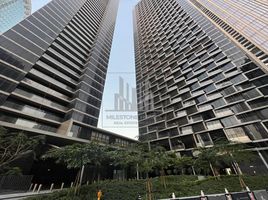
101;74;138;128
111;76;137;112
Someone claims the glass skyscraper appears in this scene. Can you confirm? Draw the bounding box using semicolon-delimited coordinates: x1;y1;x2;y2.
134;0;268;172
0;0;135;147
0;0;31;34
191;0;268;56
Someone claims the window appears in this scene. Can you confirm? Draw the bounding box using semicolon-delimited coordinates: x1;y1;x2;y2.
181;126;193;134
236;112;259;123
242;89;261;100
215;108;233;117
225;127;251;143
248;98;268;109
206;120;223;130
222;86;236;96
91;132;110;143
212;98;226;108
197;133;213;146
0;77;17;93
243;123;268;140
176;110;187;118
231;102;249;113
221;116;239;127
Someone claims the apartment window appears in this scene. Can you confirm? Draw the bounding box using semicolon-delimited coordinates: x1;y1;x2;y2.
181;126;193;134
225;127;251;143
259;87;268;96
236;112;259;123
243;123;268;140
257;108;268;120
211;98;226;108
196;95;207;104
189;114;202;123
235;82;253;91
230;74;247;84
115;138;129;147
222;86;236;96
206;120;223;130
252;77;268;87
176;110;187;118
231;102;250;113
245;69;265;79
197;133;213;146
0;112;57;132
91;131;110;143
248;98;268;109
225;94;243;103
221;116;239;127
192;122;205;132
240;63;257;72
215;108;233;117
0;77;17;92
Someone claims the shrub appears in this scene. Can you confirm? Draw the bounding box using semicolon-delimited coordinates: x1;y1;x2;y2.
26;175;268;200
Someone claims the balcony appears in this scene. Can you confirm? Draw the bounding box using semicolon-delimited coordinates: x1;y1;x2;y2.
198;104;213;112
215;108;233;118
206;120;223;130
181;126;193;135
176;110;187;118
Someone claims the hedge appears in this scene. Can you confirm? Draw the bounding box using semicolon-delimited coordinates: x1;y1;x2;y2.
26;175;268;200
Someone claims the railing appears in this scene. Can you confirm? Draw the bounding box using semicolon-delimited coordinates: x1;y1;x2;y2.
158;189;268;200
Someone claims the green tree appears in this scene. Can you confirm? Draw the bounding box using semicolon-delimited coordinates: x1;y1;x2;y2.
139;150;155;178
173;156;194;175
110;143;147;180
213;141;255;174
108;148;133;180
43;142;110;187
193;140;256;177
151;147;176;188
193;147;218;176
0;127;45;174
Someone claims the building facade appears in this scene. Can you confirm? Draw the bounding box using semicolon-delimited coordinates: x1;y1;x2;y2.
0;0;135;147
134;0;268;170
0;0;31;34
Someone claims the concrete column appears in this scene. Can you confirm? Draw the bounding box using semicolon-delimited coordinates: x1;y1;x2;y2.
258;150;268;170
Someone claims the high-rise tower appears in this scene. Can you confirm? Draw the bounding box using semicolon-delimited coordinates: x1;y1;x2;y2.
0;0;134;147
134;0;268;171
0;0;31;34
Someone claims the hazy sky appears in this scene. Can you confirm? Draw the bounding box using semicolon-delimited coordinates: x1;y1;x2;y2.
98;0;139;139
32;0;51;12
32;0;139;139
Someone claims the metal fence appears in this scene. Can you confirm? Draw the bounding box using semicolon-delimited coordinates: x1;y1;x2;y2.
159;190;268;200
0;175;33;192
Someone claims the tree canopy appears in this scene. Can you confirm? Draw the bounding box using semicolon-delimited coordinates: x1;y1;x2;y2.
193;140;255;176
43;142;110;169
0;127;45;173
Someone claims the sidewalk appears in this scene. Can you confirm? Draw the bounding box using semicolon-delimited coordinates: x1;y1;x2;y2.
0;190;51;200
